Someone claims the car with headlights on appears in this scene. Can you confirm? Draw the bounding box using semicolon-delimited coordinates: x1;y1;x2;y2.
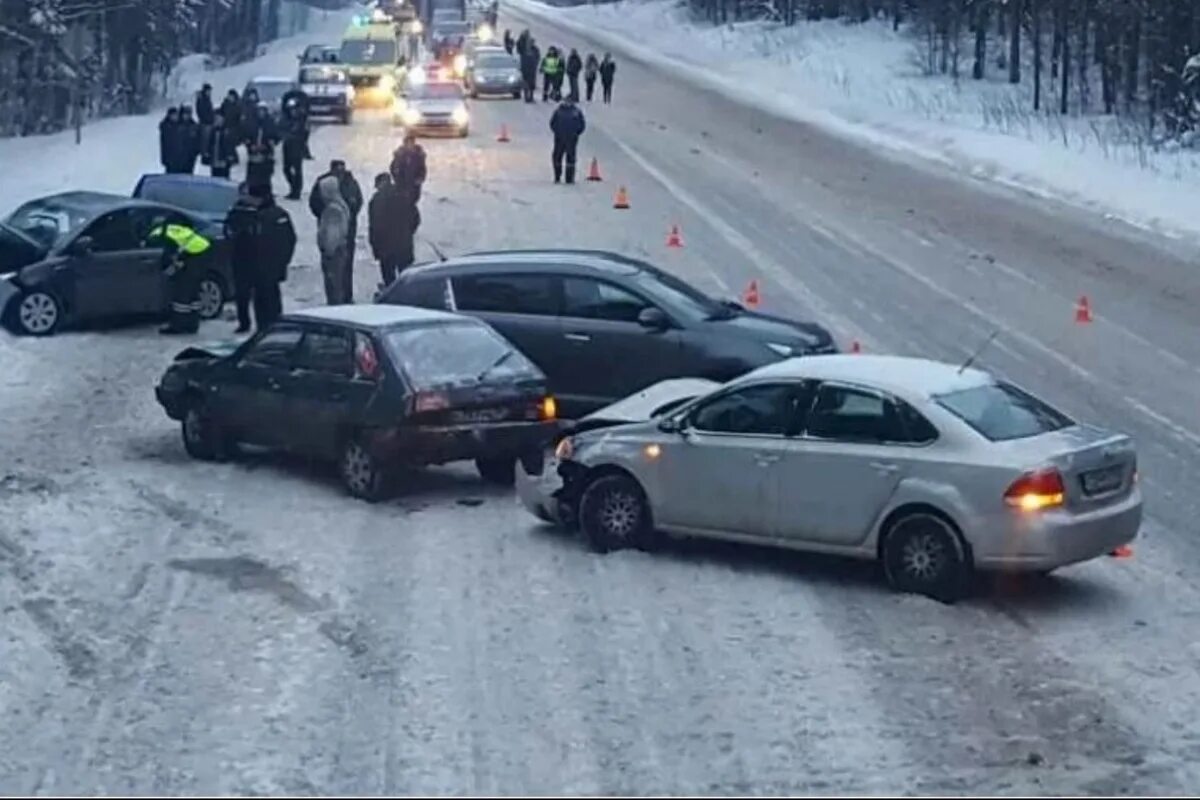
525;355;1141;601
1;191;231;336
154;305;559;500
376;249;837;417
393;80;470;136
464;48;521;98
296;63;355;123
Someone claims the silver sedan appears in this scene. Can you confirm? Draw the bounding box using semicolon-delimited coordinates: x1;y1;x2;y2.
516;355;1142;601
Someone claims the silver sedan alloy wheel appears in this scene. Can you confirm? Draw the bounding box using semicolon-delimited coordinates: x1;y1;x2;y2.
19;292;58;334
599;490;641;541
899;520;950;583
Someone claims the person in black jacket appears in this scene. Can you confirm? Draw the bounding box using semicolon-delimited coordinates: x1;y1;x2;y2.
220;89;242;142
308;159;363;278
224;182;296;331
245;105;278;193
195;83;215;145
584;53;599;102
549;97;586;184
503;29;514;55
565;49;583;102
388;132;427;203
516;29;530;58
368;173;421;289
176;106;202;174
159;107;181;173
599;53;616;104
201;112;239;178
520;41;540;103
241;88;262;140
280;106;309;200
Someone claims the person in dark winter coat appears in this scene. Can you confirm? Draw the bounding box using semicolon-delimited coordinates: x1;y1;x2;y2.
309;159;363;284
549;97;586;184
565;49;583;102
245;105;278;193
503;29;514;55
224;182;296;331
220;89;242;142
388;132;427;203
516;29;530;58
159;107;181;173
195;83;215;126
520;41;540;103
201;113;239;178
280;106;310;200
281;87;311;123
369;173;421;289
599;53;616;104
176;106;202;174
584;53;599;102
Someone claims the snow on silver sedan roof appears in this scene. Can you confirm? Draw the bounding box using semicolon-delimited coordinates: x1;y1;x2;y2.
740;354;994;400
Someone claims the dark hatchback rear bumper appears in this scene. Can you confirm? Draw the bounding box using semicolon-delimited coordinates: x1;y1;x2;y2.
371;419;560;467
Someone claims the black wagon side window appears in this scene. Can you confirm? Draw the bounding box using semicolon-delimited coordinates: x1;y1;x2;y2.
241;325;303;368
561;277;650;323
452;273;558;315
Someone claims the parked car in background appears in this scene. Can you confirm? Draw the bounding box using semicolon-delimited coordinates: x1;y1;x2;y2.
132;174;239;228
464;48;521;98
392;80;470;136
300;44;340;65
154;305;560;500
243;76;297;120
0;192;232;336
296;63;355;123
377;249;837;417
529;355;1142;601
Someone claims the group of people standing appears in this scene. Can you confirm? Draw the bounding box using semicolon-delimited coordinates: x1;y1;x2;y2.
310;133;428;307
159;83;314;200
505;29;616;105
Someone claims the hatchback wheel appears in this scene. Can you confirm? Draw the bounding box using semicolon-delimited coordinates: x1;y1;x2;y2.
476;456;516;486
181;402;232;461
882;512;971;602
579;474;654;553
15;290;61;336
196;275;225;320
340;437;387;501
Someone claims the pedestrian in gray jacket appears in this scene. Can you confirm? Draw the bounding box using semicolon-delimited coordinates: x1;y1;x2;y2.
316;175;352;304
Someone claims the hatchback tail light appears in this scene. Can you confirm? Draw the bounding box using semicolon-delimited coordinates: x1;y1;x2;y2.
415;390;449;413
1004;468;1066;511
540;396;557;421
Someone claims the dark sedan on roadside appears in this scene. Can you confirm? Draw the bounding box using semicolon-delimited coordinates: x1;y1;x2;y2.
154;305;561;500
1;191;232;336
376;249;838;418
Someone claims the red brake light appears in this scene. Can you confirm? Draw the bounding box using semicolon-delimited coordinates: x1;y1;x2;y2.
1004;469;1065;511
415;390;449;413
354;333;380;380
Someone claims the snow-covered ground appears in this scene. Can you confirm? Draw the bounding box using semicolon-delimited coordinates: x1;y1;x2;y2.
510;0;1200;241
0;4;352;214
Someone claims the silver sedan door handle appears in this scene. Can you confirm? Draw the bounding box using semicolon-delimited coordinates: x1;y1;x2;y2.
870;461;898;473
564;333;591;342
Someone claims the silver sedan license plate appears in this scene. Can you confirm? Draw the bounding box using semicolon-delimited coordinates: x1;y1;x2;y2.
1081;465;1123;496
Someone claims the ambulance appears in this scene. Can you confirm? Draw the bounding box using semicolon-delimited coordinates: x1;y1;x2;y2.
338;13;408;106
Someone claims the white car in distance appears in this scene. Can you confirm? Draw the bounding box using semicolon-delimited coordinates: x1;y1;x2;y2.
518;355;1142;601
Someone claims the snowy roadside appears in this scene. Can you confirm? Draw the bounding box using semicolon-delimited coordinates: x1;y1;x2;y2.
0;5;353;217
508;0;1200;243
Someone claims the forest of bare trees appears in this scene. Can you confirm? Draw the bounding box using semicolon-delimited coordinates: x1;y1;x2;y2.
0;0;346;137
689;0;1200;142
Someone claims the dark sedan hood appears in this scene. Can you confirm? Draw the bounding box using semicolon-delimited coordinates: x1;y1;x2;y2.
172;340;243;362
700;307;835;352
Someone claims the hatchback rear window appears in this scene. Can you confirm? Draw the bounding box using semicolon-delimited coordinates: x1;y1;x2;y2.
385;322;539;388
935;381;1074;442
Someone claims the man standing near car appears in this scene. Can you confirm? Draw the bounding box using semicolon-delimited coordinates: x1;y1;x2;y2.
224;183;296;331
520;40;540;103
549;95;586;184
147;218;211;335
202;112;239;179
280;104;309;201
309;159;363;287
389;132;427;204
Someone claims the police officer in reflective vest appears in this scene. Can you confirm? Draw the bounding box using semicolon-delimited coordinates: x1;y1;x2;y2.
147;221;211;334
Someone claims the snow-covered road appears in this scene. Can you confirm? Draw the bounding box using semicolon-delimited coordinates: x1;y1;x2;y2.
3;7;1200;794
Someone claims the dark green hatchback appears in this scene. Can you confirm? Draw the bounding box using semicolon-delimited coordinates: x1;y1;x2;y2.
155;304;559;500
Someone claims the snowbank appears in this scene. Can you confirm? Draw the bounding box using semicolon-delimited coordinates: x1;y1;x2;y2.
0;3;355;216
510;0;1200;241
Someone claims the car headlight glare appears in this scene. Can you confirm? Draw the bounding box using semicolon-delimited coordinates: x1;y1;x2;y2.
453;53;467;75
451;104;469;125
379;73;396;91
766;342;793;357
402;106;421;125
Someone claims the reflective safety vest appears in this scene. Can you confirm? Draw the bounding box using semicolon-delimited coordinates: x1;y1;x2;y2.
148;223;211;256
541;56;561;75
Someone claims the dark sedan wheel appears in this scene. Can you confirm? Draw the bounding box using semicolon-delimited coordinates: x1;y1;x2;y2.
181;403;232;461
476;457;516;486
196;275;225;320
882;512;971;603
14;290;61;336
340;437;388;502
580;474;654;553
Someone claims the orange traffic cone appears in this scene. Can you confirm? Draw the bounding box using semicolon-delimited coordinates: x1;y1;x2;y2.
850;340;862;353
1074;295;1093;324
613;186;630;209
741;279;760;309
666;224;684;248
587;157;602;182
1110;544;1134;558
497;124;511;143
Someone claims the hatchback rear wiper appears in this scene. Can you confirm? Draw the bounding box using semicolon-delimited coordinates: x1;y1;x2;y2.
476;349;515;382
